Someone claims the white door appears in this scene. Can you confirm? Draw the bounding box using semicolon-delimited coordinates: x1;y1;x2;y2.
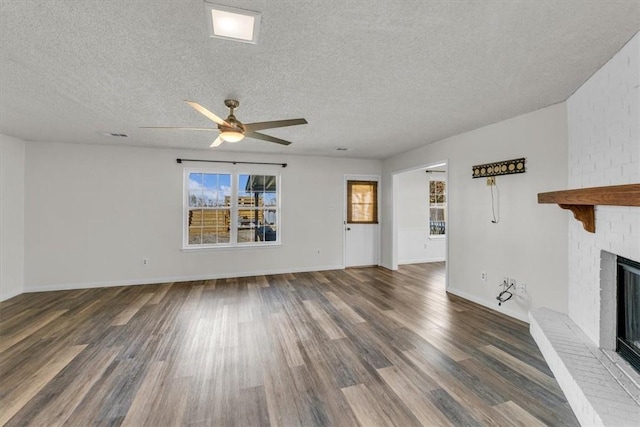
344;176;380;267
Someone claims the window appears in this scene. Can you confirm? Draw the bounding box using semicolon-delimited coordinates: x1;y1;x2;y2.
429;179;446;236
187;172;231;245
347;180;378;224
238;174;278;243
185;170;279;248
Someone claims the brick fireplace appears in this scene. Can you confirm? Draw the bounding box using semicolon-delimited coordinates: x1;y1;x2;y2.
615;256;640;371
531;247;640;426
531;32;640;426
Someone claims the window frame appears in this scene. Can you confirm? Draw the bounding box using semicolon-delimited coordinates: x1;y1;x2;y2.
428;178;446;238
183;168;281;249
346;180;379;224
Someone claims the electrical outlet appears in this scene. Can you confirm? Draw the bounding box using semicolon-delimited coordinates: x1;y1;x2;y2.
481;271;487;282
142;258;149;265
517;283;527;296
486;177;496;186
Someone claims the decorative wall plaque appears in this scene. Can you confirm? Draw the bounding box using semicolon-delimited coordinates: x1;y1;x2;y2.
472;158;526;178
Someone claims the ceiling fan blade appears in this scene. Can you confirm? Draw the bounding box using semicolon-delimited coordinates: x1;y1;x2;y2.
184;100;233;127
210;136;224;147
246;131;292;146
140;126;219;131
243;118;308;132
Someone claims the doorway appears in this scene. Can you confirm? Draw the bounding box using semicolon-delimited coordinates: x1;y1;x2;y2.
344;175;380;267
391;161;448;288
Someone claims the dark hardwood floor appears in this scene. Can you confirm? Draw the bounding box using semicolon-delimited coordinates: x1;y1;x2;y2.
0;263;578;426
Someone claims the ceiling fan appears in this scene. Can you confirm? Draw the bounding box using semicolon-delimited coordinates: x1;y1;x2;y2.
141;99;307;147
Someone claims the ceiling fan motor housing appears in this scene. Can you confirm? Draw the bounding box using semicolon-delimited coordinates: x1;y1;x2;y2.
221;114;245;134
220;101;245;142
222;100;244;132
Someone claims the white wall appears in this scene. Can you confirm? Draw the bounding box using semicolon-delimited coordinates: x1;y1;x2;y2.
382;103;569;321
24;142;381;291
0;134;25;301
397;169;446;264
566;32;640;345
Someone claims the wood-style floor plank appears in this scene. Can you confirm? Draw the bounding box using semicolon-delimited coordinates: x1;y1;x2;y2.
0;309;67;353
121;361;166;427
1;344;86;425
342;383;399;427
479;344;563;395
21;345;121;427
323;291;366;324
110;293;153;326
147;282;174;305
303;299;346;340
402;348;516;426
377;365;454;427
0;263;579;426
492;401;548;427
270;312;305;367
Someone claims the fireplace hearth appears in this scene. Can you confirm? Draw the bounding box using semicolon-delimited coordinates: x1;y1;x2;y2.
617;256;640;373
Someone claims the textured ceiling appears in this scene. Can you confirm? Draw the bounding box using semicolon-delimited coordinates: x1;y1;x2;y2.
1;1;638;159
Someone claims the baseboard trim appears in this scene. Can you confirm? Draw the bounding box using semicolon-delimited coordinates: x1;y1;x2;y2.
24;264;345;294
446;286;530;323
0;288;24;302
378;262;394;270
399;257;445;265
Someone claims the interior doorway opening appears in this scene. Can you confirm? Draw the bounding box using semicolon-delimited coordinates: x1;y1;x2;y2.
391;161;449;289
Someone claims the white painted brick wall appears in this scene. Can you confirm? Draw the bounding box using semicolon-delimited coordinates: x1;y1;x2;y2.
567;31;640;345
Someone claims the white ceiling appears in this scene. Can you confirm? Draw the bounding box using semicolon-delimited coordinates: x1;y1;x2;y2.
1;1;638;159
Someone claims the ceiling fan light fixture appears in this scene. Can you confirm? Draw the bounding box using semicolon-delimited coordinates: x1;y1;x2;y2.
204;2;261;44
220;130;244;143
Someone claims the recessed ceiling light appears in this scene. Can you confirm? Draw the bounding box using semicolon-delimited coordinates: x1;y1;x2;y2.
204;2;261;44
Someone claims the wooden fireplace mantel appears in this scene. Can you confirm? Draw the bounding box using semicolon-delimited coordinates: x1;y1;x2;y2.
537;184;640;233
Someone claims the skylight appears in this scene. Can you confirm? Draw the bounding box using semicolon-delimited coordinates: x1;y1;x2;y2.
204;2;261;44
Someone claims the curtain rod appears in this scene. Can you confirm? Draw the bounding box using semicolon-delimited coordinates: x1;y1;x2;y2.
176;158;287;168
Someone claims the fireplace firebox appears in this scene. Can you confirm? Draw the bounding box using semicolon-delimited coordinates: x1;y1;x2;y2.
617;256;640;372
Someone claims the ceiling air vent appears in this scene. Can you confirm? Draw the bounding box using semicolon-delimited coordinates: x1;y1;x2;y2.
101;132;129;138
